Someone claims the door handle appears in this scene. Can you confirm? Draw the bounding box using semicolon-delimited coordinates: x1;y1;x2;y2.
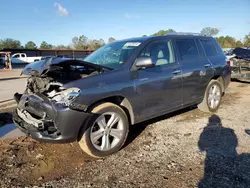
172;69;181;74
204;63;211;68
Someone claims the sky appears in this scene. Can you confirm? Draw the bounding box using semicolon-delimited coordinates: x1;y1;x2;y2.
0;0;249;46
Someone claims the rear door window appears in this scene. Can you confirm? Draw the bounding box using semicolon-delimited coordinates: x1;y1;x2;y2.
175;39;199;61
200;39;218;56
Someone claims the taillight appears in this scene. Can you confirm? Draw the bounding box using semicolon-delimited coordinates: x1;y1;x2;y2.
226;61;231;67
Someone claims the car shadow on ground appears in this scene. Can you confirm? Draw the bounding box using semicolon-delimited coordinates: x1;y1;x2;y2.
198;114;250;188
124;105;197;148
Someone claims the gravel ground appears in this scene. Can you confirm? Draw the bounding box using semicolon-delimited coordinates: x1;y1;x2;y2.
1;81;250;188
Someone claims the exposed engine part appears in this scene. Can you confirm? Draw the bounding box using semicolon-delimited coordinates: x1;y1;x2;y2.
26;77;54;93
45;82;63;91
25;65;101;95
21;59;107;111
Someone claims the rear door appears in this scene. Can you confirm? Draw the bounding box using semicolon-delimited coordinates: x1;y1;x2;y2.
199;37;226;69
173;38;214;105
198;38;223;94
133;39;182;121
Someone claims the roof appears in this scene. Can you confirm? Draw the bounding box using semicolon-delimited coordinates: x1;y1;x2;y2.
116;33;212;43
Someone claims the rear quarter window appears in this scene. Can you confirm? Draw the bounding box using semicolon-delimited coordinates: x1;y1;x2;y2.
200;39;218;56
175;39;199;61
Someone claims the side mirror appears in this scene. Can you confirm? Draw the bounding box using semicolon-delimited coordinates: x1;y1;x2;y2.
135;57;154;68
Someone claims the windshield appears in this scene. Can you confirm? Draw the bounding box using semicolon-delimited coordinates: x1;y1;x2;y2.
84;41;141;69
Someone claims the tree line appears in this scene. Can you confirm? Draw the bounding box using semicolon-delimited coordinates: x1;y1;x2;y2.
0;27;249;50
0;37;116;50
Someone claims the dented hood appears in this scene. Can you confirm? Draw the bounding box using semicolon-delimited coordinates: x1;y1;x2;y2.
21;57;56;76
21;57;112;76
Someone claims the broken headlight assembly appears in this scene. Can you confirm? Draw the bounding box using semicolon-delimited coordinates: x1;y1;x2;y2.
51;87;81;107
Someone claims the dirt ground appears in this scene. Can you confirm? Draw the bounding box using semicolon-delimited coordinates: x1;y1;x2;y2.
1;81;250;188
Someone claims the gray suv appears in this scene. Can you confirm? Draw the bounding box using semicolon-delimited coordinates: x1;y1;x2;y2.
13;33;231;158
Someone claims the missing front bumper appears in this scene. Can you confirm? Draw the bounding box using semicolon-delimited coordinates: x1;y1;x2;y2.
13;93;90;143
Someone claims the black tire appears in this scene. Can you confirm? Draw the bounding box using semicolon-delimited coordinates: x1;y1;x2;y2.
198;80;222;113
78;102;129;158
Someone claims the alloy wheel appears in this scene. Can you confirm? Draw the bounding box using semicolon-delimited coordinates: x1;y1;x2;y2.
208;84;221;109
90;112;125;151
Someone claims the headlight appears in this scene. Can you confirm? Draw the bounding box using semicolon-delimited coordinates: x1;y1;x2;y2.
52;87;81;107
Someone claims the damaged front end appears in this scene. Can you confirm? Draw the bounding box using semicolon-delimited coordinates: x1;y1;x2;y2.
13;92;89;143
13;58;107;143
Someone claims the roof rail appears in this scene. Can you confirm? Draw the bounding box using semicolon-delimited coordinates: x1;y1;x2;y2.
165;32;207;36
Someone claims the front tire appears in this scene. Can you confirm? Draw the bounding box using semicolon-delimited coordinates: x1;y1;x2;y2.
198;80;222;113
78;102;129;158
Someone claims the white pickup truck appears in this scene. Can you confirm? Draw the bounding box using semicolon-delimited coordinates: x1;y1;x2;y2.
11;53;42;64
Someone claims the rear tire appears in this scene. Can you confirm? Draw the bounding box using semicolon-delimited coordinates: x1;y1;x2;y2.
78;102;129;158
198;80;222;113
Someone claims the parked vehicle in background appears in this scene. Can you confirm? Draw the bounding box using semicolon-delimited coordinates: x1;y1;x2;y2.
226;47;250;81
13;33;231;158
11;53;42;64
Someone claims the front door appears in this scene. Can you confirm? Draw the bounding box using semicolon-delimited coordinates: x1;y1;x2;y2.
133;39;182;121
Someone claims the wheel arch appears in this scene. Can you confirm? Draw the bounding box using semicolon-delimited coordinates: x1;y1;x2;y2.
86;95;135;125
209;75;225;93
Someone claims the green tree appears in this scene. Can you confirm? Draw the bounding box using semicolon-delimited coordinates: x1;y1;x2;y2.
243;33;250;47
54;45;72;50
108;37;116;43
215;36;237;48
235;40;243;47
98;39;105;46
200;27;219;36
25;41;37;49
152;29;175;36
72;35;88;49
0;38;21;49
40;41;53;49
88;40;98;50
88;39;105;50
